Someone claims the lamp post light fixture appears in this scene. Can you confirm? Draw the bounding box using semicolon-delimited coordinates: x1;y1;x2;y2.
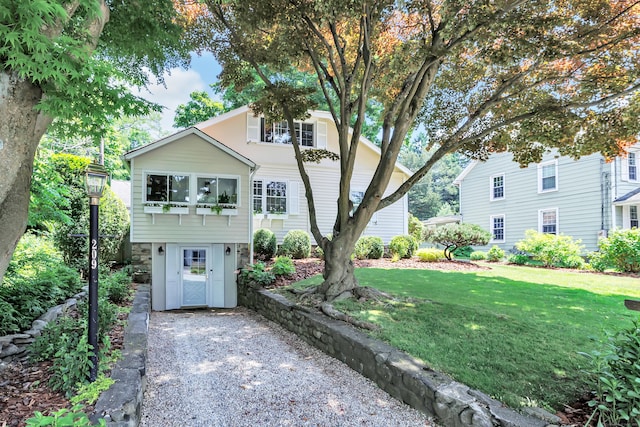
85;162;109;382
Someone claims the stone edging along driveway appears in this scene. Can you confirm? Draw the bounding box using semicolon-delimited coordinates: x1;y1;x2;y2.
93;282;561;427
237;281;562;427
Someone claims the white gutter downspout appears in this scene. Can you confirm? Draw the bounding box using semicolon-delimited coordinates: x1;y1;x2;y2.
611;160;617;229
248;166;260;264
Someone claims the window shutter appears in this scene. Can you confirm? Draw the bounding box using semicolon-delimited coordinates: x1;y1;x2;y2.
288;181;300;215
165;244;180;310
621;157;629;181
316;121;327;149
247;113;260;142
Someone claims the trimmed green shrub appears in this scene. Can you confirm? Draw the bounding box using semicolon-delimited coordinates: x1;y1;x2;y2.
424;223;491;260
507;253;529;265
470;251;487;261
515;230;585;268
354;236;384;260
389;235;418;259
416;248;445;262
279;230;311;259
272;256;295;276
486;246;505;262
254;228;277;260
590;228;640;273
408;214;424;244
580;320;640;426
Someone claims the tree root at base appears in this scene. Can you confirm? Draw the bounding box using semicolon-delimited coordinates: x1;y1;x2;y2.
320;302;379;331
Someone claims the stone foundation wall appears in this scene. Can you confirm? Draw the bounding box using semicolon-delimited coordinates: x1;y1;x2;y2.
131;243;152;283
237;280;560;427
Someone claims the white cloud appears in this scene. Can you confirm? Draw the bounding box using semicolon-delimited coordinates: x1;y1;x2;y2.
133;68;207;133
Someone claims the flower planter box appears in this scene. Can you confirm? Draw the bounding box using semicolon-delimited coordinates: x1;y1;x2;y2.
196;207;238;216
266;213;289;220
144;205;189;215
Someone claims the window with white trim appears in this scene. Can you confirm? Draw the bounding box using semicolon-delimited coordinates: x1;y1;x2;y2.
629;152;637;181
631;206;639;228
196;176;238;207
490;174;505;200
538;160;558;193
145;173;189;204
260;118;314;146
253;180;288;214
539;208;558;234
350;190;378;224
490;215;505;242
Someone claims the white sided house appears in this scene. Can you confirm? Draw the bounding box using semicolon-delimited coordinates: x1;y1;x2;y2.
126;106;411;311
454;144;640;253
124;128;257;311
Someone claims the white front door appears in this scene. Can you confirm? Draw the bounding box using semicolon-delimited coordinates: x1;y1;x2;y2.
181;247;209;306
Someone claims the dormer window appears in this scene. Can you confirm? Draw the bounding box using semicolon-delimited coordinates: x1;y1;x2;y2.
260;118;314;146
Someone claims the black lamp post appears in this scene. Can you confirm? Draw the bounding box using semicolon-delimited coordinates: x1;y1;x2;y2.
85;163;108;382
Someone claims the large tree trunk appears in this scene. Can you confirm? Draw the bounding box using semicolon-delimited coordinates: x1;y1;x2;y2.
0;70;51;283
317;236;359;300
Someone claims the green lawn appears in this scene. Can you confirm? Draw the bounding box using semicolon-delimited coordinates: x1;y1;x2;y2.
289;263;640;410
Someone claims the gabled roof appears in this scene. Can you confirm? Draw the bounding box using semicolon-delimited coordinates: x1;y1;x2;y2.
194;106;413;178
123;127;257;169
613;187;640;206
453;160;478;186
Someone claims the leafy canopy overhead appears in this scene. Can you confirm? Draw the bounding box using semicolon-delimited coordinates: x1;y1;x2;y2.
0;0;190;139
195;0;639;222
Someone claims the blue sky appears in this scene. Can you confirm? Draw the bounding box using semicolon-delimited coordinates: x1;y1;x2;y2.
133;52;222;133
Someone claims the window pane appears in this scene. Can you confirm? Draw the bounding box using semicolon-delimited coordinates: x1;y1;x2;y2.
169;175;189;203
253;181;263;213
266;181;287;213
542;210;557;234
147;174;168;202
631;206;638;228
493;217;504;240
273;121;291;144
197;177;217;204
296;123;314;147
541;164;556;190
630;153;637;181
218;178;238;205
493;176;504;199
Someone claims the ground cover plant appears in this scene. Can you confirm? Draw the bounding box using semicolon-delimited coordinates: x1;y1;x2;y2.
288;263;640;411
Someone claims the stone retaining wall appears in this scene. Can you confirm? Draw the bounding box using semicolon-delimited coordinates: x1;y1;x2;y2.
92;284;150;427
0;291;85;364
238;280;561;427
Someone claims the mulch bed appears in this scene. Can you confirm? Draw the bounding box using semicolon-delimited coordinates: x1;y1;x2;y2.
0;304;127;427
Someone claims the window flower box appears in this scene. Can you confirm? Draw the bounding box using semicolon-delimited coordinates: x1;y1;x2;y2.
196;204;238;216
266;213;288;220
144;203;189;214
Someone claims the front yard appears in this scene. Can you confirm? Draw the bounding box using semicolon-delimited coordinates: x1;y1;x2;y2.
286;262;640;412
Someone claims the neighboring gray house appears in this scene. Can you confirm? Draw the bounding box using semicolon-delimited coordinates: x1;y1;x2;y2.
454;144;640;252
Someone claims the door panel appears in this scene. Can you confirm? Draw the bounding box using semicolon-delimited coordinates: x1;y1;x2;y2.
181;248;209;306
210;244;225;307
165;244;180;310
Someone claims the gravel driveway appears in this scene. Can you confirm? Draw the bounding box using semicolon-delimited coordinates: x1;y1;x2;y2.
140;307;436;427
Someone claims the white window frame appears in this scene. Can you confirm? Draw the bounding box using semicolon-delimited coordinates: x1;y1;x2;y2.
490;173;505;201
260;118;315;147
629;152;637;182
490;214;505;243
630;205;639;229
537;160;558;193
253;179;299;217
195;175;240;208
143;171;190;205
538;208;559;235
